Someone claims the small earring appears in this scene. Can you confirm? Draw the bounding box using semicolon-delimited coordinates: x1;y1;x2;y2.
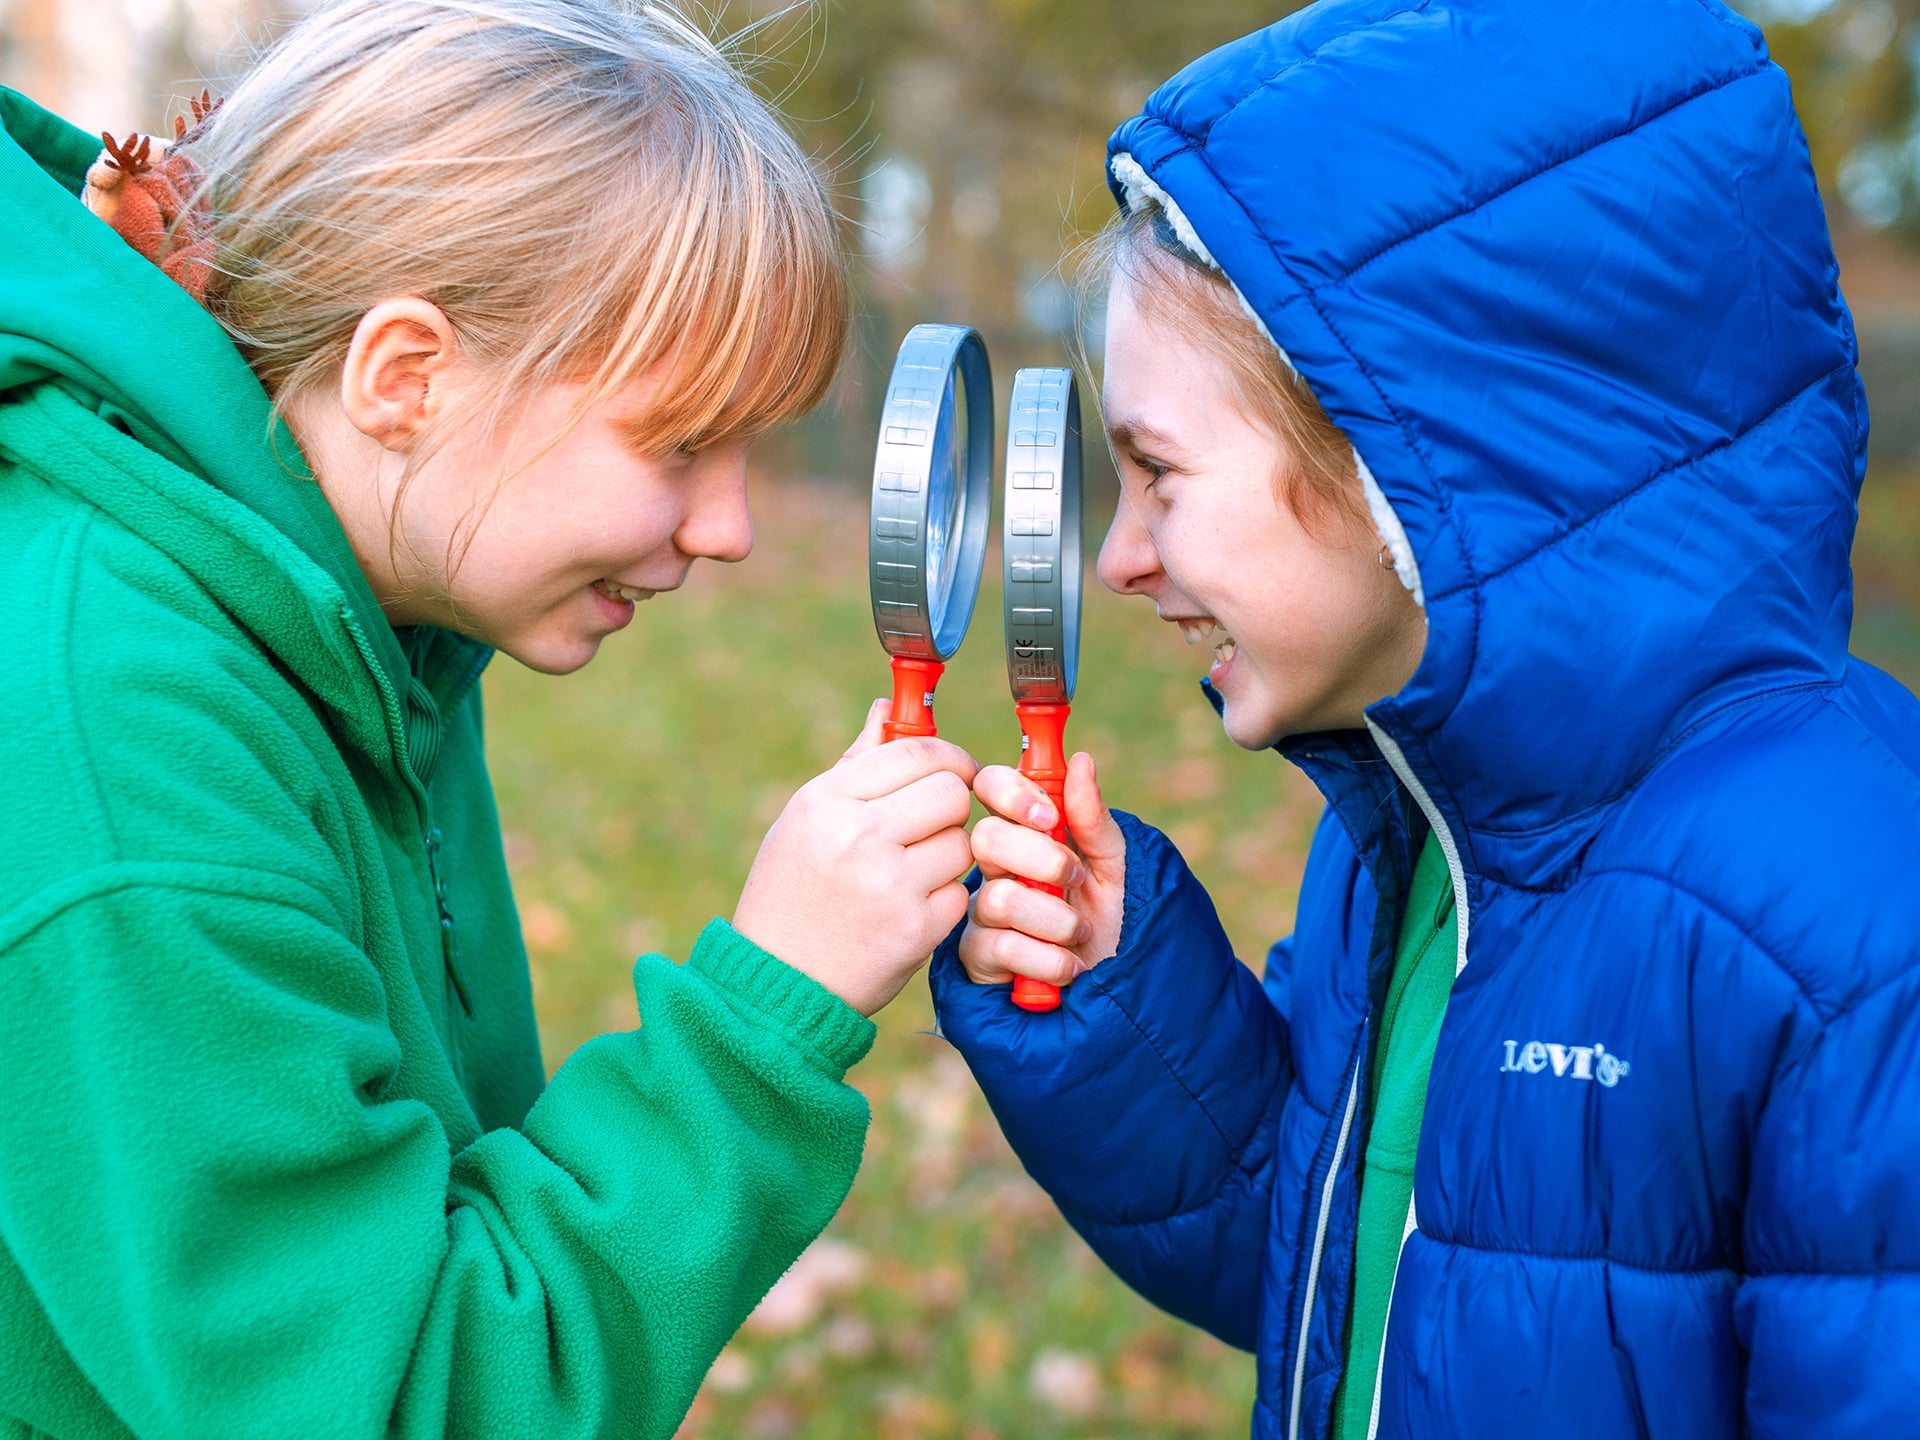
1377;543;1397;571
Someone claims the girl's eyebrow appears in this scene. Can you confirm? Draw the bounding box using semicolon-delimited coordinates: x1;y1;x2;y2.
1106;418;1189;457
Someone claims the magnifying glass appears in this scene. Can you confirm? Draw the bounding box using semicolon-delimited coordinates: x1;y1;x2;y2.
869;324;993;740
1001;367;1082;1013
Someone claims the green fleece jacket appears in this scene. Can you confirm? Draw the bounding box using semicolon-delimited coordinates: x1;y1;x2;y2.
0;91;875;1440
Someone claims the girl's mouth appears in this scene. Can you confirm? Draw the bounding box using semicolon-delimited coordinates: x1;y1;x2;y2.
592;579;654;604
587;578;651;631
1175;616;1237;668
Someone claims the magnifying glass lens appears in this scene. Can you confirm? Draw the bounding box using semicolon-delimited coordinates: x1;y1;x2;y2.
869;322;990;666
925;373;966;634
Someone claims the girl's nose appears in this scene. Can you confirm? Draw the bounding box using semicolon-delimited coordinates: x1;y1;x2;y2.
1096;489;1161;596
678;449;754;564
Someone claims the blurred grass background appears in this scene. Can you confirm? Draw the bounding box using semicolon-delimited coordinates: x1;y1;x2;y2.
6;0;1917;1434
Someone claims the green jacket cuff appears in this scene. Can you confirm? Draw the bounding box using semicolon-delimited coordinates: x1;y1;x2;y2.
686;918;876;1077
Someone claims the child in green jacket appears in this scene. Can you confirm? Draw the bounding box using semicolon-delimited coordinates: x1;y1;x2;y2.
0;3;977;1437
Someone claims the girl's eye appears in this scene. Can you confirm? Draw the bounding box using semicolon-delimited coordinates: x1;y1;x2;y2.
1134;456;1172;492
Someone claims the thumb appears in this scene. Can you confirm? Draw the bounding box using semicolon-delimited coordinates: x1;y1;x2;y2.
841;697;890;760
1064;752;1125;878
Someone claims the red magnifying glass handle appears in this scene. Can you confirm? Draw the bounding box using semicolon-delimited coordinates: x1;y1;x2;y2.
1010;702;1072;1013
883;656;944;742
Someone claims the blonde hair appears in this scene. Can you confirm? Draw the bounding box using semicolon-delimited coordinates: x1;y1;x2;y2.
1079;203;1364;539
185;0;847;469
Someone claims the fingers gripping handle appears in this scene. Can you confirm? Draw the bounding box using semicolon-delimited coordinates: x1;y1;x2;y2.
1011;702;1071;1013
883;656;944;742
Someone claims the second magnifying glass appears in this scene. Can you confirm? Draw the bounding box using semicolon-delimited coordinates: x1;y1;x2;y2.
1002;368;1083;1013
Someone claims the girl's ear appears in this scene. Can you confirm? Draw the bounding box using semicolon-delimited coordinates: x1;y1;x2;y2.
339;298;460;452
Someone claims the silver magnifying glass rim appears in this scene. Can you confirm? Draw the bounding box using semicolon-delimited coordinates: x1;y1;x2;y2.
868;324;994;663
1003;367;1082;704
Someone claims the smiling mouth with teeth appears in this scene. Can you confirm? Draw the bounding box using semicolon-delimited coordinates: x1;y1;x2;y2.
1174;617;1237;665
592;579;654;604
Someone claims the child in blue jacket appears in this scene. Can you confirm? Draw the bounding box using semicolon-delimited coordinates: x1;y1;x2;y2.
931;2;1920;1436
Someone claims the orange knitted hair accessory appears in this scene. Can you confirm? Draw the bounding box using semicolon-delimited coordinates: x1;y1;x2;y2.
82;91;222;304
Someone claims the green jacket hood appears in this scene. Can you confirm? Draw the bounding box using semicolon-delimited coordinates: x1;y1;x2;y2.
0;88;409;704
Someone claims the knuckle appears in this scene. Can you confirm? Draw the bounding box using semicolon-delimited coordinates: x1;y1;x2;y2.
820;818;864;868
903;736;949;773
975;877;1017;926
940;836;975;884
989;925;1024;971
956;921;997;984
971;881;1002;926
1041;900;1080;947
933;881;970;932
1048;844;1082;887
857;854;899;900
938;770;972;812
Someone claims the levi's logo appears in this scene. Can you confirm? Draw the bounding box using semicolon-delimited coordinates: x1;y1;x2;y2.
1500;1039;1631;1087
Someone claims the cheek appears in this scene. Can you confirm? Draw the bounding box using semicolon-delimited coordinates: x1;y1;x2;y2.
1231;538;1364;662
587;465;687;550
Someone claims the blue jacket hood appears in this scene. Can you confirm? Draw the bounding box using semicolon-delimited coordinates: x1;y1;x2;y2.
1107;0;1866;887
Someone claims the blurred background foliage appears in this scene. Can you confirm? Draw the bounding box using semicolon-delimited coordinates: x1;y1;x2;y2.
3;0;1916;1436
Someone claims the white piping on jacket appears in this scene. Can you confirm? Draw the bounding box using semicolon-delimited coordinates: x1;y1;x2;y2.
1289;1054;1363;1440
1367;719;1470;982
1359;718;1471;1439
1365;1193;1422;1440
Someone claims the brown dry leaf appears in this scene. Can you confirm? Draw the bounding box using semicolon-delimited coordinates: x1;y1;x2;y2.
968;1318;1012;1385
519;900;572;953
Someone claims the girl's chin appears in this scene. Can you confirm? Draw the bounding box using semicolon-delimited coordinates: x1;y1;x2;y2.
497;644;596;677
1216;665;1320;750
1220;710;1286;751
502;588;638;674
496;619;609;676
1217;688;1288;751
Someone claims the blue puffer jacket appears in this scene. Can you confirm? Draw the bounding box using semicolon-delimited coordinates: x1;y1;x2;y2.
931;2;1920;1436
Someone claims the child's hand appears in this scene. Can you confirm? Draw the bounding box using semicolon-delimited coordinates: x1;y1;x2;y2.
733;700;979;1016
957;752;1125;992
